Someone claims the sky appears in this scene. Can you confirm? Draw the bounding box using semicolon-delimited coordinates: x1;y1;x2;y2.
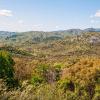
0;0;100;32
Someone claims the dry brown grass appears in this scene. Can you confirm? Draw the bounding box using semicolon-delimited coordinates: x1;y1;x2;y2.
13;57;35;80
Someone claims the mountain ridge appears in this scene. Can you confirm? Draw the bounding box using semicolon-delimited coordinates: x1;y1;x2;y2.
0;28;100;45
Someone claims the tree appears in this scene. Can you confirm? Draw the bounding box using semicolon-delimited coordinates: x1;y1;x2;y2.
0;51;19;89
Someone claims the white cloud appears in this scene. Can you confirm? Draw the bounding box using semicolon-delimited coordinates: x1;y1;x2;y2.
95;10;100;17
90;20;95;23
90;19;100;24
33;24;43;27
0;9;13;17
55;26;59;28
90;15;94;18
18;20;24;24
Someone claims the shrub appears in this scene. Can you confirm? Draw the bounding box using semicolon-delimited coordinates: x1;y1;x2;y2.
93;84;100;100
31;64;50;86
93;93;100;100
57;79;75;92
31;64;61;86
85;82;95;99
54;64;61;81
31;75;44;86
0;51;14;78
0;50;19;89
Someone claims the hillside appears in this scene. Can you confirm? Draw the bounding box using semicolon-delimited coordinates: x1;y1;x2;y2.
0;31;100;100
0;28;100;46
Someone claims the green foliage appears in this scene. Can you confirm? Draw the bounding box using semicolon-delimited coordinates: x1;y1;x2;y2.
31;64;62;86
93;93;100;100
5;77;19;89
0;50;19;88
35;64;49;75
31;75;44;86
54;64;61;81
57;79;75;92
93;84;100;100
0;46;32;56
31;64;50;86
0;51;14;78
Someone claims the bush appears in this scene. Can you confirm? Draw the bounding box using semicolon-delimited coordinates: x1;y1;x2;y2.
54;64;61;81
31;75;44;86
0;50;19;89
93;93;100;100
31;64;50;86
0;51;14;78
31;64;61;86
57;79;75;92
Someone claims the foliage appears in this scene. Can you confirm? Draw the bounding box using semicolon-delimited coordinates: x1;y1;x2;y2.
54;63;62;81
0;51;19;88
0;32;100;99
57;79;75;92
31;64;50;86
31;75;44;86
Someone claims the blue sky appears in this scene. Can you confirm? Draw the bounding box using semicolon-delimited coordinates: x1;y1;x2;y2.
0;0;100;32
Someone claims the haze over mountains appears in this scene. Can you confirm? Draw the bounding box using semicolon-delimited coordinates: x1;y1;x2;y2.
0;28;100;46
0;28;100;38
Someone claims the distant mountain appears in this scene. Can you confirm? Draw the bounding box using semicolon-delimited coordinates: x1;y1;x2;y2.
84;28;100;32
0;28;100;44
94;28;100;32
0;31;16;38
84;28;96;32
55;29;83;36
0;28;100;38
